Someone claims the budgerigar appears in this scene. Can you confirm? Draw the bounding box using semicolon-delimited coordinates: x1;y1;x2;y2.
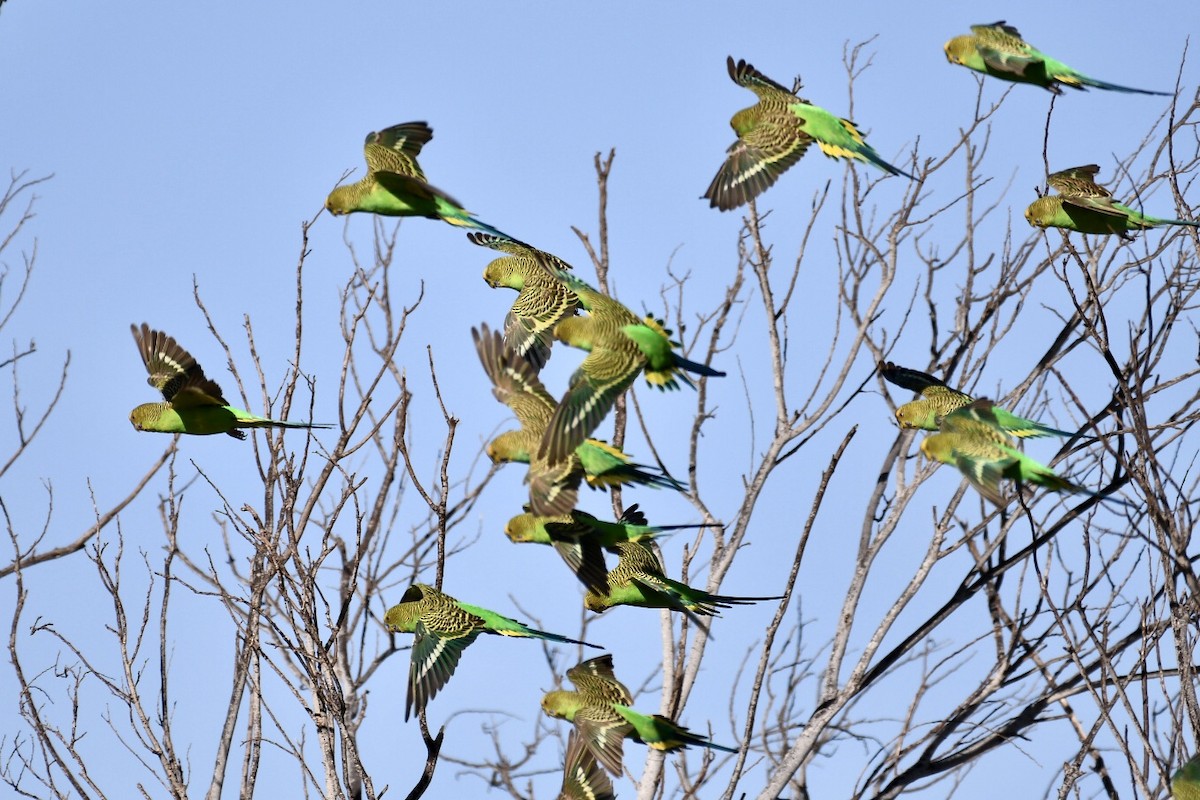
704;55;913;211
541;654;738;776
880;360;1075;437
541;270;724;466
920;400;1097;505
583;540;782;618
944;22;1170;96
505;504;704;596
129;323;330;439
384;583;600;720
1025;164;1199;238
470;232;579;369
324;121;511;237
474;324;682;516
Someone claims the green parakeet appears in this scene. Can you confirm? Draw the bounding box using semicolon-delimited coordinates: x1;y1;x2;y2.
324;121;511;238
1025;164;1199;238
474;324;681;516
505;504;704;596
705;55;914;211
583;540;782;617
541;270;725;466
944;22;1170;96
1172;754;1200;800
129;323;330;439
541;654;738;777
383;583;600;720
558;728;615;800
880;360;1074;437
919;400;1094;505
470;232;579;370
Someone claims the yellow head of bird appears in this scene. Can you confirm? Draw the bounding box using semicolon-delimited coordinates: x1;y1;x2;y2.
943;37;973;66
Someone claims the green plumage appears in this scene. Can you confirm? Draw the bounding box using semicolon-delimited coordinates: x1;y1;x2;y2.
944;22;1169;96
919;400;1091;505
583;540;781;617
541;270;724;466
324;121;511;237
1173;755;1200;800
384;583;599;721
471;232;579;369
1025;164;1199;237
705;56;913;211
128;323;329;439
541;654;738;777
474;324;681;516
505;505;703;596
880;360;1074;438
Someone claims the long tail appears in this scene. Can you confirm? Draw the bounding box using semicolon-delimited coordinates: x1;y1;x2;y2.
441;211;519;241
1075;74;1171;96
821;139;916;180
244;418;333;430
1145;216;1200;228
613;705;739;754
585;463;686;491
643;354;726;392
816;118;916;180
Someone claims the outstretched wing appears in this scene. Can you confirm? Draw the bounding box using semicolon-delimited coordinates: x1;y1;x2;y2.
130;323;228;409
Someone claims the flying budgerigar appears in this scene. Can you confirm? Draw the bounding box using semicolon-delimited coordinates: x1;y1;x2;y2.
541;270;725;466
324;121;511;238
704;55;914;211
129;323;330;439
1173;754;1200;800
919;399;1099;505
470;232;579;369
473;324;682;516
541;654;738;777
384;583;600;721
506;504;705;595
1025;164;1199;238
879;360;1075;437
944;22;1171;96
558;728;615;800
583;540;782;621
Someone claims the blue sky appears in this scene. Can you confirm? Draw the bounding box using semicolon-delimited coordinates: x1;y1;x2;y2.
1;2;1195;798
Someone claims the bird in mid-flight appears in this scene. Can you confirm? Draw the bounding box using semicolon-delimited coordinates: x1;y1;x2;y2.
128;323;329;439
1025;164;1199;238
944;22;1170;96
705;55;913;211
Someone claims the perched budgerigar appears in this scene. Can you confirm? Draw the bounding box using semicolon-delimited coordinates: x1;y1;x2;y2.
541;270;725;466
384;583;600;720
470;232;579;370
879;360;1074;437
541;654;738;776
944;22;1170;96
1172;754;1200;800
704;55;913;211
1025;164;1199;238
474;324;681;516
583;540;782;619
558;728;615;800
920;400;1095;505
506;504;705;595
128;323;330;440
324;121;511;237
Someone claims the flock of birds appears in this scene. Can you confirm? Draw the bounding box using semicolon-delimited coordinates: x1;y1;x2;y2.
121;22;1199;798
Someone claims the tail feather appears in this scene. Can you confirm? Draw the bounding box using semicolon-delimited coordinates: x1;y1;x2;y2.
442;212;517;241
1076;74;1171;96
